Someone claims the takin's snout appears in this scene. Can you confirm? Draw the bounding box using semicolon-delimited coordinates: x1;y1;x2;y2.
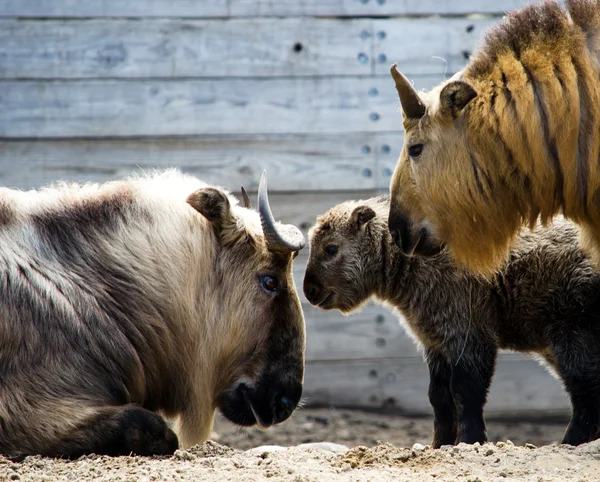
219;375;302;430
388;203;443;257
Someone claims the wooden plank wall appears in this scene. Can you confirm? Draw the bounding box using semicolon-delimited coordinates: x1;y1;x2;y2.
0;0;570;416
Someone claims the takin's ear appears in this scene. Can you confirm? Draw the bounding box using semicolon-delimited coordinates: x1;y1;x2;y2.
439;81;477;119
350;206;377;231
187;188;237;235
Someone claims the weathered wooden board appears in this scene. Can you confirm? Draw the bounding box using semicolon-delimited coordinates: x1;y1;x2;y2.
0;18;368;79
0;0;537;18
374;18;496;76
0;76;428;138
0;18;491;79
304;354;570;415
0;133;401;191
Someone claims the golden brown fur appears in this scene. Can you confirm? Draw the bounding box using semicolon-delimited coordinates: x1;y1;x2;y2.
389;0;600;276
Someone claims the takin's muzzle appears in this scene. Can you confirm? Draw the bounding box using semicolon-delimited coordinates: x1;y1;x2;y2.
388;202;443;257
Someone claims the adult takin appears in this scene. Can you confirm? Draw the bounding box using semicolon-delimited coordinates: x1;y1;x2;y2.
304;196;600;447
0;169;306;460
387;0;600;276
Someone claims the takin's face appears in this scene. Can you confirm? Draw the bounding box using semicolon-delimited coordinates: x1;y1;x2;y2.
303;202;382;314
187;180;305;431
387;65;521;276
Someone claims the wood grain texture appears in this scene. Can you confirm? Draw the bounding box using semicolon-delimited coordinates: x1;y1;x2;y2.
0;0;229;17
0;134;401;190
0;0;537;18
305;354;570;415
0;18;491;79
0;76;432;138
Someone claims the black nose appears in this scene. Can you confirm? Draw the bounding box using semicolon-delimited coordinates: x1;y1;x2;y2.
303;275;322;304
388;214;405;251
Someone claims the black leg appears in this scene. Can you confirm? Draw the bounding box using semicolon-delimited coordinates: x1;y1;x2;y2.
41;405;179;459
450;339;496;445
552;346;600;445
425;348;457;448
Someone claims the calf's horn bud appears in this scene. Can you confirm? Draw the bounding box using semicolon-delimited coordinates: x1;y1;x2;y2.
390;63;426;119
240;186;252;209
258;171;305;253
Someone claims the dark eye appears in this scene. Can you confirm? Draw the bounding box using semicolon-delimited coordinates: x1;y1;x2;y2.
261;275;279;293
408;144;424;158
325;245;338;256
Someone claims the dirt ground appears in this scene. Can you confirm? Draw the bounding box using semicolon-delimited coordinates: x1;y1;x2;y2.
2;409;600;481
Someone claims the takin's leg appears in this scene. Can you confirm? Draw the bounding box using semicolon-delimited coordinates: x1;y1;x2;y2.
41;405;178;459
551;340;600;445
425;348;457;448
6;404;178;461
449;339;496;446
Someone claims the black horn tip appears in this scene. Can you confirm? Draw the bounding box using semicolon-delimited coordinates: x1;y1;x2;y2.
240;185;252;209
257;170;306;253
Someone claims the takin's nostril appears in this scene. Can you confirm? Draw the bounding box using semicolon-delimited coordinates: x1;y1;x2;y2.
280;395;293;410
276;394;295;419
306;287;316;302
390;229;399;243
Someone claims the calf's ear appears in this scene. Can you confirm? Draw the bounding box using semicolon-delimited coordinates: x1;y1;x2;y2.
187;188;238;238
351;206;377;231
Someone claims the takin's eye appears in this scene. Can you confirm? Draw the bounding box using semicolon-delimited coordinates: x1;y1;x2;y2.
408;144;424;159
260;275;279;294
325;245;338;256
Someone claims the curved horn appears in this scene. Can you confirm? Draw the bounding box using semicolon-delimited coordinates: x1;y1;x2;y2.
258;171;306;253
390;63;426;119
240;186;252;209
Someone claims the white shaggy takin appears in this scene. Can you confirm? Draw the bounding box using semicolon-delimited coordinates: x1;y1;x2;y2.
0;169;306;459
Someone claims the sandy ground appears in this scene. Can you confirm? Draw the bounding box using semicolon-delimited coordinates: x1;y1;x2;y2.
2;409;599;481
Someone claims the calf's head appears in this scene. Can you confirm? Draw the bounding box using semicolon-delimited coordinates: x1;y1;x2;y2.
303;197;389;314
187;173;305;430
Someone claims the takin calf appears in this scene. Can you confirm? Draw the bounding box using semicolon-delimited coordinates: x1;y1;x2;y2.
304;196;600;447
0;169;306;460
387;0;600;276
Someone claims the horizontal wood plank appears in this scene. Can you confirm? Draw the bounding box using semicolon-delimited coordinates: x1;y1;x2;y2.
230;0;535;17
0;134;402;191
0;76;430;138
0;18;492;79
0;0;537;18
0;0;229;18
0;18;369;79
304;355;570;415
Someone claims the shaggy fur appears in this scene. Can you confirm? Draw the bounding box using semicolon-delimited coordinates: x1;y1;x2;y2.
0;169;305;459
388;0;600;276
305;196;600;447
